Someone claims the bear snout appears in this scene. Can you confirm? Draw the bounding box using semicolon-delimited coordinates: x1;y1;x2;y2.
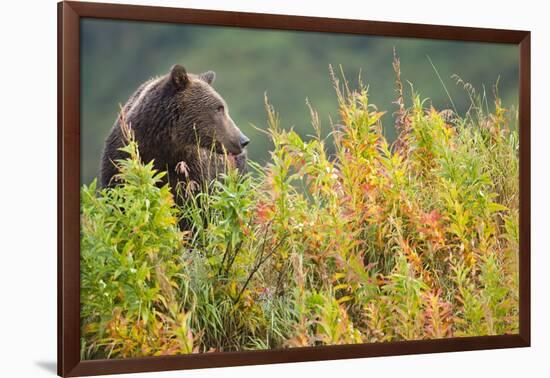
239;133;250;148
225;131;249;155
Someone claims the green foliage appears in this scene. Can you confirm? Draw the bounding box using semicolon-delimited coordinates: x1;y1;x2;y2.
81;67;519;359
80;133;190;358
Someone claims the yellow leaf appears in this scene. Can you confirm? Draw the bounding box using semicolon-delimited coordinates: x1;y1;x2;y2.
337;295;353;304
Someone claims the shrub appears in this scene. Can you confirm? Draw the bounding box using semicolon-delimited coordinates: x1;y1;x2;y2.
80;130;192;358
81;64;519;358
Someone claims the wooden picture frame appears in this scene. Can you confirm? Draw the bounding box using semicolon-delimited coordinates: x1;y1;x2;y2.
58;1;531;376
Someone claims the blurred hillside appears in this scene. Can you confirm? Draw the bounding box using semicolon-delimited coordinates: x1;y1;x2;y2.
81;18;519;185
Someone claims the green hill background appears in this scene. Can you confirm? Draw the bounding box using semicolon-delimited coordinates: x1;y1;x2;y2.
81;18;519;185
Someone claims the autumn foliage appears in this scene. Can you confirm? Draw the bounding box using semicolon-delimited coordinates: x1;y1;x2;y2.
80;64;519;358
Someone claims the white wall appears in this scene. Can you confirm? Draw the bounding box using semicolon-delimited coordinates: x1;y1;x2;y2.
0;0;547;377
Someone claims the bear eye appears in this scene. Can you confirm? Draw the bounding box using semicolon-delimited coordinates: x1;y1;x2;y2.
216;105;225;113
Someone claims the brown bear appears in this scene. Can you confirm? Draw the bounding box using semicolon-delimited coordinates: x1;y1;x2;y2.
99;64;249;204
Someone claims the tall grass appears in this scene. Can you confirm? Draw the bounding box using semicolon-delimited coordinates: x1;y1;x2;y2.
80;64;519;358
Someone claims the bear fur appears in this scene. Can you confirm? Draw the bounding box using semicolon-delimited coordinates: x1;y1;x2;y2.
99;64;249;204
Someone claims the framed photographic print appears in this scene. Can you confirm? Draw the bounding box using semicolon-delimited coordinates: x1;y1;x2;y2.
58;1;531;376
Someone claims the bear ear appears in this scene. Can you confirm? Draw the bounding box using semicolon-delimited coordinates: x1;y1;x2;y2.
199;71;216;85
170;64;189;90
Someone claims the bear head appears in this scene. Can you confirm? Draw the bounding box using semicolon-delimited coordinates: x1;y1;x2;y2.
166;64;249;159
